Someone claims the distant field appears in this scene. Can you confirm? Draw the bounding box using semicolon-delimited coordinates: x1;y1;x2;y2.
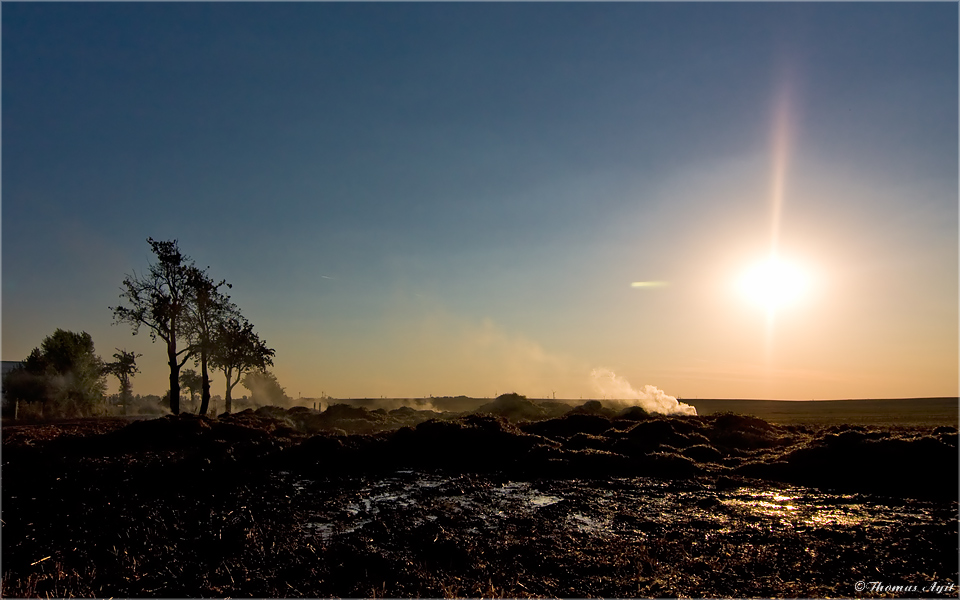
685;397;959;427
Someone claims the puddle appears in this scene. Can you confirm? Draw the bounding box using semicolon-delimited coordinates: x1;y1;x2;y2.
722;490;801;522
567;512;608;534
303;519;370;538
287;472;952;543
529;494;562;507
493;481;561;507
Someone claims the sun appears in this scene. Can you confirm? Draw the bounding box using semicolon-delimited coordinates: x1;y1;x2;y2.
738;255;811;313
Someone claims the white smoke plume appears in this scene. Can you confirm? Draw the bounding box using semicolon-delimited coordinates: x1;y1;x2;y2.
590;368;697;416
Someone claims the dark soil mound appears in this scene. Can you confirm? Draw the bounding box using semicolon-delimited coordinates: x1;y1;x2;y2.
474;393;547;422
611;418;701;455
389;414;553;472
81;414;282;456
521;413;612;440
704;412;793;450
389;405;422;418
538;400;575;418
3;411;956;597
323;403;382;421
737;432;959;499
681;443;725;463
711;412;777;432
279;431;389;476
616;405;653;420
388;406;444;425
264;403;442;435
568;399;619;418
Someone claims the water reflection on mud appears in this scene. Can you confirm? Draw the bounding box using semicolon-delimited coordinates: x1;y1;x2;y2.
290;471;943;544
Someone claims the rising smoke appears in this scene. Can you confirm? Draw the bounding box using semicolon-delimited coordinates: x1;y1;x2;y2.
590;368;697;416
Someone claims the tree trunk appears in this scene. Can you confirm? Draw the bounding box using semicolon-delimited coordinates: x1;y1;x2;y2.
168;344;180;415
122;379;130;416
224;369;233;414
199;352;211;415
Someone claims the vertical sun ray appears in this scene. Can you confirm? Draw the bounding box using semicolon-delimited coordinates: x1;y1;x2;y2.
769;83;792;263
766;80;794;360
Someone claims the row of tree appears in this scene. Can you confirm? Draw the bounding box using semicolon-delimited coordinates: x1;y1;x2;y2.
179;367;288;409
111;238;276;414
2;326;284;417
3;238;280;417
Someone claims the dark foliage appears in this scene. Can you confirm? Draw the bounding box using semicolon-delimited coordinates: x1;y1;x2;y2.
2;329;107;416
241;370;289;407
112;238;196;414
209;316;274;413
181;266;235;415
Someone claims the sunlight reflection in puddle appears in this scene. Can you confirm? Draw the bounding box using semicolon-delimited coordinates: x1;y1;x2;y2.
721;489;869;527
290;473;945;542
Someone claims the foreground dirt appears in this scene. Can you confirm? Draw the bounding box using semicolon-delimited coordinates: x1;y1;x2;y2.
2;407;957;597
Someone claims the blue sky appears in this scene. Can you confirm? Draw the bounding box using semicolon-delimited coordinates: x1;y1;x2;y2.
3;3;957;400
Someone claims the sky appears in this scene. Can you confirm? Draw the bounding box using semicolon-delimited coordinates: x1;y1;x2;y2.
2;2;957;402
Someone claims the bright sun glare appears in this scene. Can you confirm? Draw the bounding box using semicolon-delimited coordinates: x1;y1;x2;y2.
738;256;811;313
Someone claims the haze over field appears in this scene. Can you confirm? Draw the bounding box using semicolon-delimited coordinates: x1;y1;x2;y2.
3;3;957;401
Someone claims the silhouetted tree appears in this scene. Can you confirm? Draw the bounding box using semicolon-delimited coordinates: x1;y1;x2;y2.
2;329;107;417
179;368;202;412
241;369;288;406
209;316;275;413
112;238;196;414
104;348;141;413
183;266;236;415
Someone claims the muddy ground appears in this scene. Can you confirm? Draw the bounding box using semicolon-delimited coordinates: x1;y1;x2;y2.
2;401;958;597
